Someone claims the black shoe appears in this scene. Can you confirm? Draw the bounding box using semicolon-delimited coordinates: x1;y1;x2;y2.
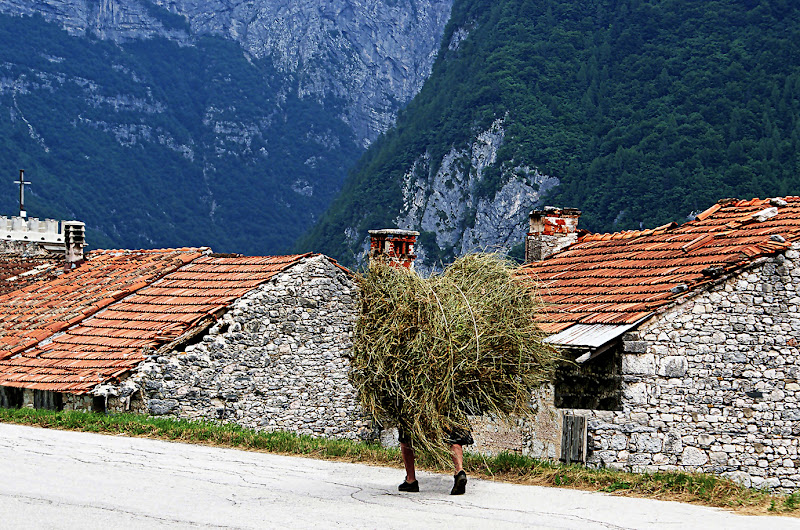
398;479;419;492
450;471;467;495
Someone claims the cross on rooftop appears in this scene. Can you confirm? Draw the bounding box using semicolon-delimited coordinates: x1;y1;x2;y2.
13;169;30;218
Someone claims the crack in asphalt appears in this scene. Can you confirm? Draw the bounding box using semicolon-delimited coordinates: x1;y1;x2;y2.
0;491;241;529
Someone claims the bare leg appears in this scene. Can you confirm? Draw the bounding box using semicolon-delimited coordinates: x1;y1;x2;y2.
450;443;467;495
400;441;417;483
450;443;464;473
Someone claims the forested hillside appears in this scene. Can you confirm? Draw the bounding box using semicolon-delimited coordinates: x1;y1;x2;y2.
301;0;800;267
0;14;360;252
0;1;451;254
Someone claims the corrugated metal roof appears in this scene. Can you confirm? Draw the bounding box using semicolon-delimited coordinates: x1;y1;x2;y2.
543;323;636;349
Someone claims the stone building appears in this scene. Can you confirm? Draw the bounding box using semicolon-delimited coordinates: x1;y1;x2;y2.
0;227;369;440
519;197;800;490
3;198;800;490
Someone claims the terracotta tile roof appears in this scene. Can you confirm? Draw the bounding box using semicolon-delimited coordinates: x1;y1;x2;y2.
520;197;800;330
0;253;313;393
0;248;206;363
0;255;60;296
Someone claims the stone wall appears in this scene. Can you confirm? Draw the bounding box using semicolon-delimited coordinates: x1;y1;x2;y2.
0;239;59;258
121;255;375;440
568;244;800;490
372;389;562;459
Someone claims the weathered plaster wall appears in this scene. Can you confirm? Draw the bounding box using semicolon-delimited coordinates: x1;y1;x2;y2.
123;255;375;440
0;239;59;257
569;245;800;490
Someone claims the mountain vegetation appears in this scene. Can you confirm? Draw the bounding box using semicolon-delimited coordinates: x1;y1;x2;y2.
301;0;800;266
0;13;362;253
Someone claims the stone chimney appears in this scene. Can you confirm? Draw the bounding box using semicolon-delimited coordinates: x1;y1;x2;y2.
525;207;582;262
63;221;86;269
368;229;419;269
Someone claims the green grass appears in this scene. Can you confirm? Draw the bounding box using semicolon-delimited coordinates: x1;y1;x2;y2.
1;407;797;516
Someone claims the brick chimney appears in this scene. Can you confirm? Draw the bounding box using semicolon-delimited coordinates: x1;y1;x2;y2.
525;207;581;262
368;229;419;269
63;221;86;269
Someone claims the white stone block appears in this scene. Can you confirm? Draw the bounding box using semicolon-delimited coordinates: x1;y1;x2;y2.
623;382;649;404
658;356;688;378
622;354;656;375
681;446;709;466
698;434;714;447
610;434;628;450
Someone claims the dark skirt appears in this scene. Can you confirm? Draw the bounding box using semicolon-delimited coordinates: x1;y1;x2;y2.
398;427;474;446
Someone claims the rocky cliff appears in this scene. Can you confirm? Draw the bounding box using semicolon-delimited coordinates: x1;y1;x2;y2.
0;1;452;254
301;0;800;269
0;0;453;146
393;120;558;266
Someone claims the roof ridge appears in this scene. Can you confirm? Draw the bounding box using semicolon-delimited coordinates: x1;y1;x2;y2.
89;247;210;255
579;222;678;243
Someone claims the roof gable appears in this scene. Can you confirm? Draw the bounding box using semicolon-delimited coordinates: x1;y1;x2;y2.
520;197;800;334
0;253;316;393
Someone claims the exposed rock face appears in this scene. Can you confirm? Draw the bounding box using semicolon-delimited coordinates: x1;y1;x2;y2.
0;0;453;146
393;120;560;267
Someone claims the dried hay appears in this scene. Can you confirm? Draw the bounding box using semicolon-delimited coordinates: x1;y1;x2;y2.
350;253;560;462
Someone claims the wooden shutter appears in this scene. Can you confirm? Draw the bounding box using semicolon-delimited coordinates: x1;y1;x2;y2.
560;414;587;464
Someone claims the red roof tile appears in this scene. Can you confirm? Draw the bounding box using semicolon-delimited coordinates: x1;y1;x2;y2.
0;252;314;393
0;254;60;295
520;197;800;329
0;248;207;362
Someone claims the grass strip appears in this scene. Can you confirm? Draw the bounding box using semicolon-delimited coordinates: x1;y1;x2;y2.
1;407;797;516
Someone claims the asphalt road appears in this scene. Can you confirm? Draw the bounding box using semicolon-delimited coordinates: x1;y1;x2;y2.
1;423;798;529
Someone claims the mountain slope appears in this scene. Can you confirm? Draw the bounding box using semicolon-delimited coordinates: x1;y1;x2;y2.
0;1;452;254
300;0;800;267
1;0;453;146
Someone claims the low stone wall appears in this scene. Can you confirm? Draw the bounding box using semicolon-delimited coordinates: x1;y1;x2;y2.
124;256;375;440
568;247;800;490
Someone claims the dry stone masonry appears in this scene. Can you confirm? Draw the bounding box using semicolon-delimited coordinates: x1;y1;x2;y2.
122;256;375;441
569;244;800;490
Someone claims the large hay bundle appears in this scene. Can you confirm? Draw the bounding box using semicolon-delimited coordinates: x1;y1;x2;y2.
350;253;559;460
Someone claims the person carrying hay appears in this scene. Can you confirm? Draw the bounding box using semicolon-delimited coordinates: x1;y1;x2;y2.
398;428;473;495
350;253;559;497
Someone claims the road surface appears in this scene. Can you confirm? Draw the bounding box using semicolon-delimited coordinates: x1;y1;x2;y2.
0;422;798;529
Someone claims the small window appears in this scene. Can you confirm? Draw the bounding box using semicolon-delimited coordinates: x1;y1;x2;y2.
554;345;623;411
92;396;106;414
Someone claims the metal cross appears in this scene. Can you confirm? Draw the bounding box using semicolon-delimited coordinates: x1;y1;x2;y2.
14;169;31;218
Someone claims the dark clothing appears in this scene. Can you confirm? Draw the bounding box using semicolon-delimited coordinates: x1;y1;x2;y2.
445;429;474;446
398;427;474;446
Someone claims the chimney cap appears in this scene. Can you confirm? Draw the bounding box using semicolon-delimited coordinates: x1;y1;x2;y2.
368;229;420;237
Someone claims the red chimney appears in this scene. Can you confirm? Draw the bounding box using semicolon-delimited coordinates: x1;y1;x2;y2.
525;207;581;262
368;229;419;269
